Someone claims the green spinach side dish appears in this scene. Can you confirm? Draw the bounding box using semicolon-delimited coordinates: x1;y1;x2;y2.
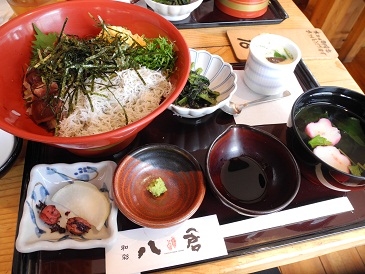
174;65;220;109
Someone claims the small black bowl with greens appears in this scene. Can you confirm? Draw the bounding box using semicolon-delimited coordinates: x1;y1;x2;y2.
287;86;365;191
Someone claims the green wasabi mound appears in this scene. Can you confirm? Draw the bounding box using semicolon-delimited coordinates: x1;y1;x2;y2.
147;177;167;197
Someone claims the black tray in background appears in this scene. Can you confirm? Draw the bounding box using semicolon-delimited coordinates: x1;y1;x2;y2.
14;61;365;274
143;0;288;29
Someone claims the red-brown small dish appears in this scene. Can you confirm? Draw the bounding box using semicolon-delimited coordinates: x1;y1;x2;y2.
206;124;301;216
113;144;205;228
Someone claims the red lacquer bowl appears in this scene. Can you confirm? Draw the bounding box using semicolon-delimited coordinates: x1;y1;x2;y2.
113;144;206;228
215;0;269;19
0;0;190;156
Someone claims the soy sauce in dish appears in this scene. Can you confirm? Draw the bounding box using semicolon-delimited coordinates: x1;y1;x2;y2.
220;156;267;202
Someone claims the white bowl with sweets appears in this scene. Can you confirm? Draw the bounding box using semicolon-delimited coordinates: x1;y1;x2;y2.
168;49;238;119
144;0;203;21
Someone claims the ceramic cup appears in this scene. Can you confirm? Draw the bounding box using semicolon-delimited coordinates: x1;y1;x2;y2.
242;33;302;95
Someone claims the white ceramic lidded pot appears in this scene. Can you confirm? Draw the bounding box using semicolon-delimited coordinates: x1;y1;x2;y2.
242;33;302;95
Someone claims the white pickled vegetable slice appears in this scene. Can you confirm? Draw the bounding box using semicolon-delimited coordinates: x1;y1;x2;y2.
52;181;110;231
305;118;341;145
313;146;351;173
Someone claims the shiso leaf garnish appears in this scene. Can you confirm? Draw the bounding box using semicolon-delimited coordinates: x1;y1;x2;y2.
31;24;58;57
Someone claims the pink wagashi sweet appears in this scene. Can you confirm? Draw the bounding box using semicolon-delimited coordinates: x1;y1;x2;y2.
305;118;341;145
313;146;351;173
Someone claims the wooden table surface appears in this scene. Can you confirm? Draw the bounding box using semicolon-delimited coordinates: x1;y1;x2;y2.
0;0;364;273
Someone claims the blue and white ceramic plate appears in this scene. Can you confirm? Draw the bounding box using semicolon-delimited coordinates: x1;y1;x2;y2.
16;161;118;253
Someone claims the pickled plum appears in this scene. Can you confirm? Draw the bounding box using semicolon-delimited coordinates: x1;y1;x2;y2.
305;118;341;145
66;217;91;235
36;201;91;235
313;146;351;173
39;204;61;225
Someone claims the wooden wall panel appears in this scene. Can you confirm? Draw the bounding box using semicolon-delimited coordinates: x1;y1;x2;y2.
338;6;365;62
279;257;325;274
306;0;365;62
319;248;365;273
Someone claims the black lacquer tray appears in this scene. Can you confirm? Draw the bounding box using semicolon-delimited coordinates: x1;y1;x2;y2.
144;0;288;29
12;61;365;273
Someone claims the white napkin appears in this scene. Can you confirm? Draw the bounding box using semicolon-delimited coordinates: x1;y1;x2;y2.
106;215;227;274
231;69;304;126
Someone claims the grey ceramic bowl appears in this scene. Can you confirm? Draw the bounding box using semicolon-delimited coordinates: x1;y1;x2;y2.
0;129;22;178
